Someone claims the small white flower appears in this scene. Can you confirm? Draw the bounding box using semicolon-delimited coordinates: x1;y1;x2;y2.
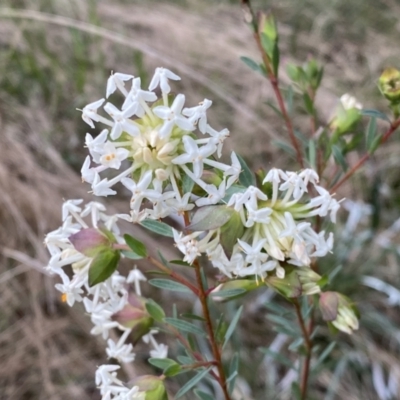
92;173;117;197
121;171;161;212
99;142;130;169
172;136;216;178
149;67;181;94
85;129;109;163
207;125;230;157
104;103;140;140
340;93;362;110
106;72;134;98
122;77;157;114
183;99;212;133
153;94;194;138
82;98;105;128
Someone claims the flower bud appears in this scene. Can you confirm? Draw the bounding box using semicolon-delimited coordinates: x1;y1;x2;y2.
266;267;321;298
330;95;362;136
112;293;153;344
69;228;113;258
128;375;168;400
296;268;322;295
379;67;400;104
319;291;359;334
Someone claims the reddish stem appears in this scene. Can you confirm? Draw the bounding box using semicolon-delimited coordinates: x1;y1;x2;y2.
184;212;231;400
293;299;313;400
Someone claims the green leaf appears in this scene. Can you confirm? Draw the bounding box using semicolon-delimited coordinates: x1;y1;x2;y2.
286;63;300;82
158;250;169;267
308;139;316;169
180;313;206;322
145;299;166;322
164;364;183;377
312;342;336;372
194;389;215;400
368;133;382;154
265;100;283;118
121;250;143;260
303;92;315;115
177;355;194;365
164;318;205;336
140;219;174;238
240;56;264;75
219;210;244;258
286;85;294;116
332;145;348;171
175;368;212;398
361;109;390;122
223;305;243;349
272;41;280;77
237;155;255;187
88;249;120;287
291;382;302;400
210;288;247;299
124;234;147;258
260;33;274;58
149;279;192;294
189;205;234;231
148;358;177;370
183;174;195;194
169;259;193;267
215;315;228;345
260;348;295;370
271;140;296;156
366;117;377;150
228;353;239;394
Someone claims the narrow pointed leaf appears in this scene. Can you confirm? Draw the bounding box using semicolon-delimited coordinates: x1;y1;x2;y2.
175;367;212;398
194;389;215;400
366;116;377;150
332;145;348;171
149;279;192;293
361;109;390;122
140;219;174;237
240;56;264;75
124;234;147;258
148;358;177;370
164;317;205;336
237;154;255;187
223;305;243;349
145;299;165;322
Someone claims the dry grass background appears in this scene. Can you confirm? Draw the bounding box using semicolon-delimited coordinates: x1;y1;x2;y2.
1;0;400;399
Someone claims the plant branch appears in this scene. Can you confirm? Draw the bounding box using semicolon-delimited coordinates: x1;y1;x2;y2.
293;299;312;400
242;0;304;168
330;118;400;193
184;212;231;400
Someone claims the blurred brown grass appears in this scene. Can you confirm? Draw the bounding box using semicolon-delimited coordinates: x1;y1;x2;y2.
1;0;400;399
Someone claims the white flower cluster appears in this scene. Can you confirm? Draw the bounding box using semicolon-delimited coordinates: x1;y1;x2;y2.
45;199;168;399
96;365;145;400
174;169;340;279
44;66;345;398
81;68;239;222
